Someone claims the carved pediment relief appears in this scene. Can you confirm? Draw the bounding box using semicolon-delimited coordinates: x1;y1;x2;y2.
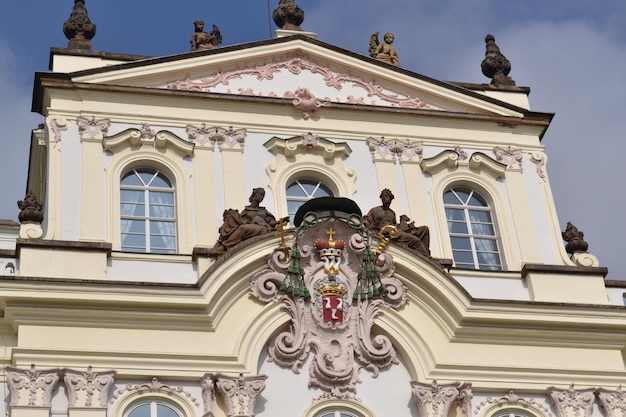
103;126;194;157
164;52;440;112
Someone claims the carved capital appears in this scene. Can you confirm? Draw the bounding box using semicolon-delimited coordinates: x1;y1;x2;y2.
64;366;116;408
215;126;246;150
215;373;267;417
5;364;62;407
548;384;596;417
410;380;472;417
598;387;626;417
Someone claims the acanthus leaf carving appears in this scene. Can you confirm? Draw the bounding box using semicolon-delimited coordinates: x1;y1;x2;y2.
598;386;626;417
548;384;596;417
64;366;116;408
410;380;473;417
214;373;267;417
5;364;62;407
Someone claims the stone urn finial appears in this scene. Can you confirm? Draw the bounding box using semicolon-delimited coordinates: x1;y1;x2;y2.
63;0;96;50
481;34;515;87
17;191;43;224
562;222;589;254
273;0;305;31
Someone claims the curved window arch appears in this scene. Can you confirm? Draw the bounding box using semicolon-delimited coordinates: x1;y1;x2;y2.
120;168;177;254
319;412;360;417
286;178;334;221
444;186;502;270
125;401;182;417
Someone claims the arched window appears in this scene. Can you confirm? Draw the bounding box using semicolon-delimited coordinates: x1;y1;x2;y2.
319;413;359;417
286;179;334;221
125;401;182;417
444;187;502;270
120;168;177;254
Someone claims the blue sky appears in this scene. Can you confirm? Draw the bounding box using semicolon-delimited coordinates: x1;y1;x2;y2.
1;0;625;278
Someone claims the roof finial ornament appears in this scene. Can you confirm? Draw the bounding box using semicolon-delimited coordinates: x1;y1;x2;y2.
562;222;589;254
273;0;305;31
481;34;516;87
63;0;96;50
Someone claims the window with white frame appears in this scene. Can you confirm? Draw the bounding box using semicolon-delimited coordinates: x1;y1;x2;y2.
444;187;502;270
286;179;334;222
125;401;182;417
319;412;360;417
120;168;177;254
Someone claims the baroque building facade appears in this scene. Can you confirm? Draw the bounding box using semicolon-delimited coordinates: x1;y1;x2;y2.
1;2;625;417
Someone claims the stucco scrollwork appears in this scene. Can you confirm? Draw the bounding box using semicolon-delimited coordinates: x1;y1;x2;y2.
165;52;438;110
530;151;547;181
547;384;595;417
598;386;626;417
366;137;423;163
251;216;407;397
47;116;69;144
109;378;200;407
493;145;523;171
284;87;327;119
473;390;555;416
410;380;473;417
77;116;110;140
64;366;116;408
5;364;62;407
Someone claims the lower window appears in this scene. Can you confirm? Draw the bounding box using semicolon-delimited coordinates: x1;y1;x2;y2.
126;401;182;417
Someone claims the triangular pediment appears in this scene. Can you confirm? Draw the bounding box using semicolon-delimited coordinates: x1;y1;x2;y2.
69;36;528;118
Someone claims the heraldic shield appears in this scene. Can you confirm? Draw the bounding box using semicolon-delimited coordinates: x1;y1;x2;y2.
250;197;408;397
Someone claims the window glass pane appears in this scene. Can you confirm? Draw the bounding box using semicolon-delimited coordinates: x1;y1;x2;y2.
454;189;470;204
445;208;465;221
301;181;319;195
122;220;145;233
122;233;146;249
450;237;471;250
448;221;468;234
150;173;172;188
149;205;175;219
121;189;145;203
150;221;176;235
155;404;179;417
467;193;487;206
137;170;156;185
128;404;151;417
121;202;145;217
287;182;307;197
471;222;495;236
121;171;143;187
149;191;174;205
474;238;498;252
477;251;501;267
468;210;491;223
453;250;474;265
443;191;460;205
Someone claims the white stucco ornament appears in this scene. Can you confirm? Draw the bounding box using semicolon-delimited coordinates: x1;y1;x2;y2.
250;208;407;398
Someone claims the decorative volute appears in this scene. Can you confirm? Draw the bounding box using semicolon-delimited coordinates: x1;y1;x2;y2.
63;0;96;50
5;364;62;407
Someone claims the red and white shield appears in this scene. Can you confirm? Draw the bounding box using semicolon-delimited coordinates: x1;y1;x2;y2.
322;294;344;323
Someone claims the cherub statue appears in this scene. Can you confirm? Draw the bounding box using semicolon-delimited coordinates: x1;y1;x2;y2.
190;20;222;51
369;32;399;65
